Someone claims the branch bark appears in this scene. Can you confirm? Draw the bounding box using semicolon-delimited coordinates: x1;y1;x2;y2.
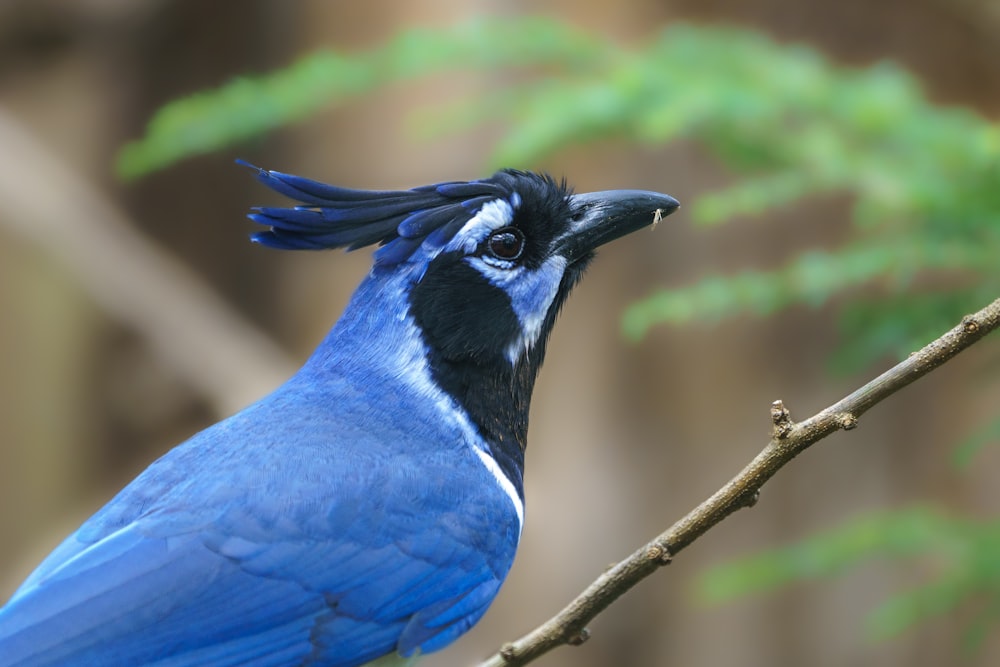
479;296;1000;667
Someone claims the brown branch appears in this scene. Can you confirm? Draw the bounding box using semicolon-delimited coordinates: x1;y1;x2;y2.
479;296;1000;667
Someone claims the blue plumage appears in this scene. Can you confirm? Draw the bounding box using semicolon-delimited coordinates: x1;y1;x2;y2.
0;164;677;666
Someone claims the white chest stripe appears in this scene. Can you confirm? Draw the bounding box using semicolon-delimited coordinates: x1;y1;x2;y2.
446;402;524;533
473;445;524;532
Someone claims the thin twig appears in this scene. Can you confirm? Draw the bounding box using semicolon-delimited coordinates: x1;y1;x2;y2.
480;296;1000;667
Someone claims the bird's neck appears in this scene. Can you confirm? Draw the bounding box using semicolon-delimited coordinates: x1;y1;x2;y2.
419;345;535;495
299;271;536;496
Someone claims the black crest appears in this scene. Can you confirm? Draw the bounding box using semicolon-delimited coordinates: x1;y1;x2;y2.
241;161;568;267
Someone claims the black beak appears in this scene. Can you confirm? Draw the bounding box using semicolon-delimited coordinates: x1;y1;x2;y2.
558;189;680;262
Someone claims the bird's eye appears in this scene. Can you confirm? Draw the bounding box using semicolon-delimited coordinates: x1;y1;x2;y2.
486;227;525;261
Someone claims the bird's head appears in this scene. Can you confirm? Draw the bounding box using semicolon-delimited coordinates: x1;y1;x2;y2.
243;162;678;482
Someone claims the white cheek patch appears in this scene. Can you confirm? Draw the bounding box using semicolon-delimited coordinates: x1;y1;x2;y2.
466;255;568;365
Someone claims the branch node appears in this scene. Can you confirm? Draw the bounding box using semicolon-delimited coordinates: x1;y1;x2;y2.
962;315;980;334
566;628;591;646
770;399;793;439
499;643;517;661
837;412;858;430
744;489;761;508
645;543;673;565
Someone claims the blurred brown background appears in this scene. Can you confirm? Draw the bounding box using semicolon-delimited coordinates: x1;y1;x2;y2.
1;1;998;665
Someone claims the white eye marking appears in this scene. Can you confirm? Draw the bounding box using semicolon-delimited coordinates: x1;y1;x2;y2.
445;198;515;255
480;255;516;270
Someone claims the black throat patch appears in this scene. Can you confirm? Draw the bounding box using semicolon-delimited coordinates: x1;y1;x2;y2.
409;251;590;499
409;255;529;497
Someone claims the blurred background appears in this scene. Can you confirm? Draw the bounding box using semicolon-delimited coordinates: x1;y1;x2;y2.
1;1;999;665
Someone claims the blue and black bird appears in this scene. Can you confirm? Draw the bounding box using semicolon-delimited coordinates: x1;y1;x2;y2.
0;164;678;666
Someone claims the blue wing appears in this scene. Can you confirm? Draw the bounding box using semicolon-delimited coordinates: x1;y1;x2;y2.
0;381;520;667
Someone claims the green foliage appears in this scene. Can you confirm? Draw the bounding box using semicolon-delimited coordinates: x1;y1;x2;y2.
116;18;604;179
697;507;1000;652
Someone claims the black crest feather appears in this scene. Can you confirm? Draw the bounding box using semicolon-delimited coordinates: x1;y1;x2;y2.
240;161;565;267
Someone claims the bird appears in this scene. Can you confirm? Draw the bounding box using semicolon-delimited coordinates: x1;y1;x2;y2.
0;163;678;667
